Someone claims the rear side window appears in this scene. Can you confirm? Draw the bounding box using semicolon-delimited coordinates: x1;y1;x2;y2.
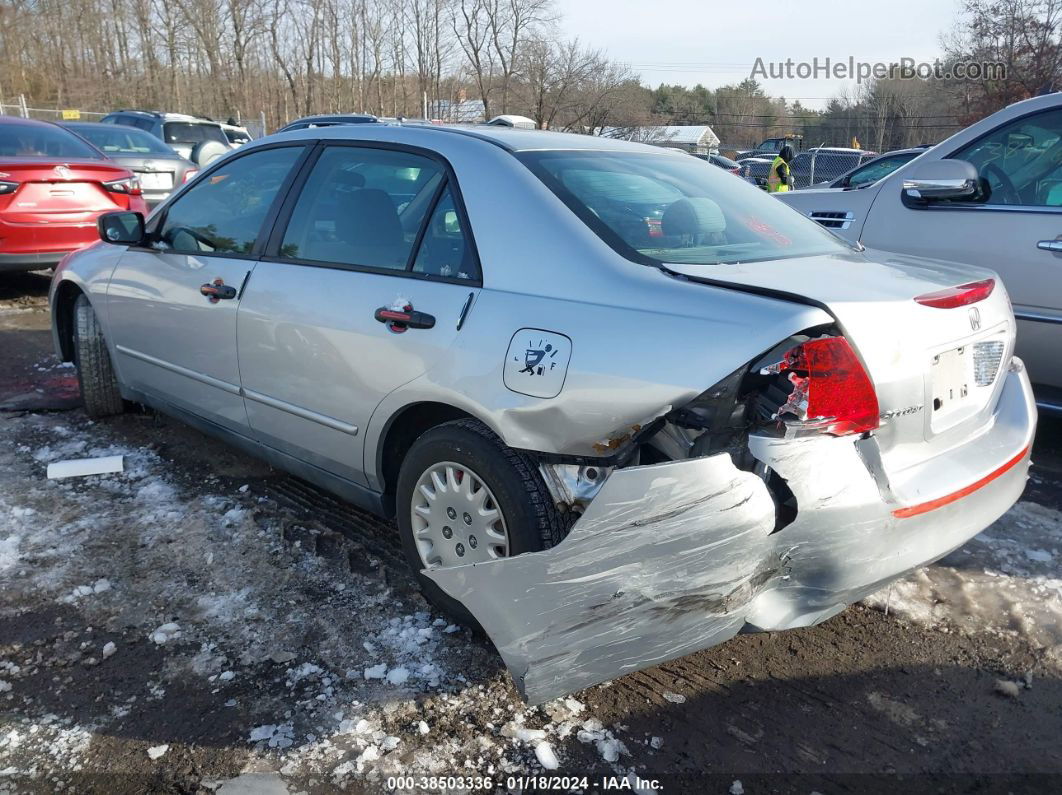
413;187;478;279
164;122;228;146
519;150;845;266
279;145;478;280
0;122;101;159
157;146;302;255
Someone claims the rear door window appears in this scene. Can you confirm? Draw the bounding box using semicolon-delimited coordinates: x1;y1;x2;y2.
278;146;457;274
163;122;228;146
156;146;303;254
519;150;846;266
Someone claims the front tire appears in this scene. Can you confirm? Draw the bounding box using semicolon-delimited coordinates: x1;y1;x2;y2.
73;294;124;418
395;419;567;623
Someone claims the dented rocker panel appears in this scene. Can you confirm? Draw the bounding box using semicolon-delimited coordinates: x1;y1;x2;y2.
427;367;1034;705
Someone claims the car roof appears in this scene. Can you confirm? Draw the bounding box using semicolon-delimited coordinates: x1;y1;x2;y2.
0;116;59;128
110;110;222;125
62;121;126;129
803;147;869;154
268;121;698;156
288;114;378;123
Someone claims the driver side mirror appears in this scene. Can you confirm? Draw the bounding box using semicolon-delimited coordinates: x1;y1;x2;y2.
901;159;979;204
97;211;145;246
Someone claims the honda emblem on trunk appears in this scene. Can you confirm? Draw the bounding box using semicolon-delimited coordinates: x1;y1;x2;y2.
969;307;982;331
54;165;72;180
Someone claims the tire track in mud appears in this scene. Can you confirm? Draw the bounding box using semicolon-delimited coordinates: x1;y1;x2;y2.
265;475;408;574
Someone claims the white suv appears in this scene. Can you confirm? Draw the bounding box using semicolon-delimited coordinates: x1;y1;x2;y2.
102;110;232;166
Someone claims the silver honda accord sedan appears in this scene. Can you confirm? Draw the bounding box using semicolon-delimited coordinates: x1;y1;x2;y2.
49;124;1036;704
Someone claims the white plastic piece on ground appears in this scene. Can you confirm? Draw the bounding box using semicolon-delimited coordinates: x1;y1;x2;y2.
47;455;124;479
535;741;560;770
147;744;169;759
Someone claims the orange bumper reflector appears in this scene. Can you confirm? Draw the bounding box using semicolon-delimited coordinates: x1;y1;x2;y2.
892;444;1031;519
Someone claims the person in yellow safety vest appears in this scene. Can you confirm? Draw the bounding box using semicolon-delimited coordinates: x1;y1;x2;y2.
767;144;796;192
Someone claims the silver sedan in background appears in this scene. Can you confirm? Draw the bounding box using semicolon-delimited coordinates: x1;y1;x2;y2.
62;121;198;208
50;125;1035;704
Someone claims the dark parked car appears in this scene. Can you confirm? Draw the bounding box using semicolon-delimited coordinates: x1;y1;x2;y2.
736;157;774;189
62;122;198;207
693;152;742;175
276;114;378;133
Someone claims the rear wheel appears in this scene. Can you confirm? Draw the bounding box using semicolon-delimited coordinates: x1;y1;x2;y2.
73;294;124;418
395;419;567;623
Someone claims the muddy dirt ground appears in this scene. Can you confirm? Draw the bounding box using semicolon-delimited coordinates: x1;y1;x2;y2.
1;270;1060;794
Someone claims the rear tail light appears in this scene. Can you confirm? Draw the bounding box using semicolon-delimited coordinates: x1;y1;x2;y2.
183;169;199;184
0;180;18;195
728;167;741;175
103;176;142;196
760;336;879;436
914;278;994;309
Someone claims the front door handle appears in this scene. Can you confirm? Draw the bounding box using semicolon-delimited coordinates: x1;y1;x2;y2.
374;305;436;333
1037;239;1062;253
200;278;237;303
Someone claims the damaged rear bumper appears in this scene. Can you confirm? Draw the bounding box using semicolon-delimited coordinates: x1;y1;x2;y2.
426;366;1036;705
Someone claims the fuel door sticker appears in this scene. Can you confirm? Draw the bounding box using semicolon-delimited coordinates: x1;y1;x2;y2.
503;329;572;399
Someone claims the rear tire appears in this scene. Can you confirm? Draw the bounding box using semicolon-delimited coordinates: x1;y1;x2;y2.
73;294;124;418
395;418;568;624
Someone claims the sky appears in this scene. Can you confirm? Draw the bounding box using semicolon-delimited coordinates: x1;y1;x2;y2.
557;0;963;109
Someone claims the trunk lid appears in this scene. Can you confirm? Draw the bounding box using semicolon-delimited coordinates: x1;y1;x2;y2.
664;250;1015;474
0;159;132;223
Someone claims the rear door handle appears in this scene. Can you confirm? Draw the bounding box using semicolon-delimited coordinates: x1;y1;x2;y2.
374;305;435;332
200;278;237;302
1036;239;1062;253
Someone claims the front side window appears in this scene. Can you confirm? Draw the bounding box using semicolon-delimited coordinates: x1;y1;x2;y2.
952;109;1062;207
519;150;846;266
846;153;918;188
281;146;464;273
157;146;302;254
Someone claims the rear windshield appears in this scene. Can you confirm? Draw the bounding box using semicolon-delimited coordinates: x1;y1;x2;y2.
68;125;175;155
0;122;101;159
518;150;846;266
163;122;228;146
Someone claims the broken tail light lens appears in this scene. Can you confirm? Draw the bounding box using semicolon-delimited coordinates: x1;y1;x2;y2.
914;278;995;309
761;336;879;436
182;169;199;184
103;176;142;196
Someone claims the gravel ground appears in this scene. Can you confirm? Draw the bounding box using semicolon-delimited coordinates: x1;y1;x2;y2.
1;270;1061;794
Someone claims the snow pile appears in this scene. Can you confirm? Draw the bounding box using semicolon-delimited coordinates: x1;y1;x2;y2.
0;412;640;786
865;501;1062;658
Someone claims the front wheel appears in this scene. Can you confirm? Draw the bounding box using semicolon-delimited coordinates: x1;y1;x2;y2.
395;419;568;623
73;294;124;418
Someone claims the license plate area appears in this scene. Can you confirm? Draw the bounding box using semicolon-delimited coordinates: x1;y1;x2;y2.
138;171;173;190
930;346;976;431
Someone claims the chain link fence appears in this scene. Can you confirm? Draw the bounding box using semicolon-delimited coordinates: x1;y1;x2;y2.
0;97;269;139
727;145;882;191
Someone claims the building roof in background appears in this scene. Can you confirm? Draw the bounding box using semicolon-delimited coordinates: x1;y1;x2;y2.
601;124;720;148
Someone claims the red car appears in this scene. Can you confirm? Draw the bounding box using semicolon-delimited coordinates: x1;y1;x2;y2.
0;116;148;273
